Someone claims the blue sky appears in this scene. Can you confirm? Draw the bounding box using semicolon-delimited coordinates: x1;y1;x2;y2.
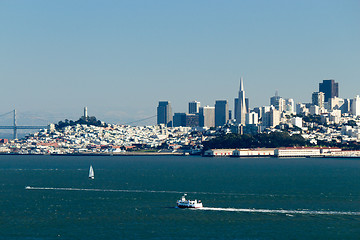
0;0;359;126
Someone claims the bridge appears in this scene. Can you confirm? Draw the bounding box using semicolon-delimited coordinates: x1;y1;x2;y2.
0;110;49;139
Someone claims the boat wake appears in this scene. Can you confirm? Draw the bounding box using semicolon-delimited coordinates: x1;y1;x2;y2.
23;186;288;197
25;187;360;216
197;207;360;216
25;186;187;194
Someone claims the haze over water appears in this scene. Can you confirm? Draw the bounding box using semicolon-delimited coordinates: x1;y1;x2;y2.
0;155;359;239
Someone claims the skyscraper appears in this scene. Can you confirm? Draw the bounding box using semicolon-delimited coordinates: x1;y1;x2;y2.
157;101;173;127
173;113;199;127
234;77;247;125
319;79;339;102
270;91;285;112
215;100;229;127
284;98;295;114
188;101;200;114
199;106;215;128
351;95;360;116
312;92;325;108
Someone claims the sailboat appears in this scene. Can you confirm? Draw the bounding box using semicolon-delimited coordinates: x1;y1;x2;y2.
89;165;94;179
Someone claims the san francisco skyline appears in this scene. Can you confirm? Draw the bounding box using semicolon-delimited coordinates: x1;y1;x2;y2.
1;0;359;126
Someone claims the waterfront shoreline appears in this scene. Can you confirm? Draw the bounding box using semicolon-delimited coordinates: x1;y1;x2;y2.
0;152;186;157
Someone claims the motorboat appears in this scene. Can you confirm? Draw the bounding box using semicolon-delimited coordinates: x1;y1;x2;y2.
177;194;203;208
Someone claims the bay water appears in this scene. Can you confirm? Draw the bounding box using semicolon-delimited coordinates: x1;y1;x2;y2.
0;155;359;239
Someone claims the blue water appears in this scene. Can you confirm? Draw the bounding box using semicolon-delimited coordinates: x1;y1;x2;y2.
0;155;359;239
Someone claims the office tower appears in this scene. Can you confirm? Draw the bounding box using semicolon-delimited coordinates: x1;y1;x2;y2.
188;101;200;114
261;106;271;120
173;113;186;127
269;108;280;128
215;100;229;127
284;98;295;114
270;91;285;112
296;103;309;115
319;79;339;102
253;107;262;120
199;106;215;128
312;92;325;108
246;112;259;125
173;113;199;127
352;95;360;116
328;97;344;111
234;77;247;125
185;114;199;127
245;98;250;113
310;105;320;115
157;101;173;127
341;98;351;114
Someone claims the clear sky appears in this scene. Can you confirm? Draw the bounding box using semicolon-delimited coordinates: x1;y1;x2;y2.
0;0;359;126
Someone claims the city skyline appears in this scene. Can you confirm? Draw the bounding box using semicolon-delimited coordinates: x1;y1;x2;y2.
0;0;359;126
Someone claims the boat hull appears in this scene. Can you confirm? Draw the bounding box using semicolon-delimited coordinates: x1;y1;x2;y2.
177;203;203;209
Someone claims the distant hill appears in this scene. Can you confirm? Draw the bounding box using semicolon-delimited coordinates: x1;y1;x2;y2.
55;116;107;129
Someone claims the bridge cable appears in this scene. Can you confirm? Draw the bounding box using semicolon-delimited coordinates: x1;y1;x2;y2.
122;115;157;125
0;111;14;118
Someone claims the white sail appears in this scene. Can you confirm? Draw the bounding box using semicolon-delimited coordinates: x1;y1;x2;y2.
89;165;94;179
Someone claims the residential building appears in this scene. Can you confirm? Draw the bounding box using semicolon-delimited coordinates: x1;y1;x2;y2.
291;117;303;128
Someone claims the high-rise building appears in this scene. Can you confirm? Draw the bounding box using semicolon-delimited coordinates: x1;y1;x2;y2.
234;77;247;125
173;113;199;127
185;114;200;127
341;98;352;114
284;98;295;114
312;92;325;108
245;98;250;113
328;97;344;111
157;101;173;127
188;101;200;114
173;113;186;127
246;112;259;125
199;106;215;128
261;107;280;128
352;95;360;116
319;79;339;102
215;100;229;127
270;91;285;112
269;108;280;128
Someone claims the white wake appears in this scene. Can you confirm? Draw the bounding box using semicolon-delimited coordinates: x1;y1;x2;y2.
25;186;184;194
197;207;360;216
24;186;278;196
25;186;360;216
